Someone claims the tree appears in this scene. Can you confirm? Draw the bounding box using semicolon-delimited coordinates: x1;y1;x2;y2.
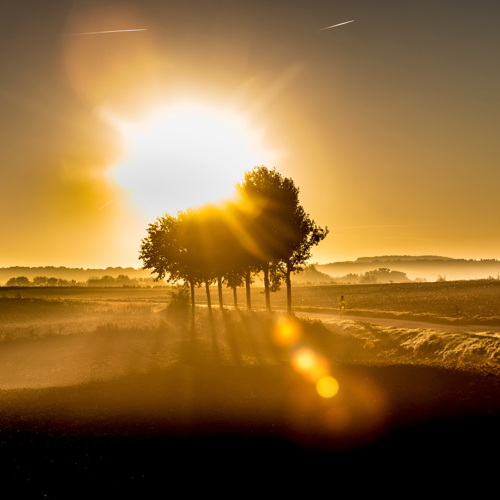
237;166;328;313
223;200;264;310
237;166;295;310
270;183;328;314
139;212;200;318
6;276;30;286
194;205;231;311
179;208;217;314
33;276;49;286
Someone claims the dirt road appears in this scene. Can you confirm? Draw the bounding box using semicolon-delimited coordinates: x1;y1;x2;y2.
295;310;500;333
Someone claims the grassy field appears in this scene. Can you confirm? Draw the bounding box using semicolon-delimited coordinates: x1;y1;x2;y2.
290;279;500;322
4;278;500;325
1;286;500;493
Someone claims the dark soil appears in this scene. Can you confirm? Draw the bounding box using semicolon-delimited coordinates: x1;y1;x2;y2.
1;350;499;496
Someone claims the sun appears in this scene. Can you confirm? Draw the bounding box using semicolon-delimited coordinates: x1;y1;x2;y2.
105;103;273;218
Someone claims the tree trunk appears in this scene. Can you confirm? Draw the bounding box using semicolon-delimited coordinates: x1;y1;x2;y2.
190;280;195;320
205;281;212;313
286;262;292;315
233;286;238;308
263;263;271;311
217;275;223;310
245;269;252;310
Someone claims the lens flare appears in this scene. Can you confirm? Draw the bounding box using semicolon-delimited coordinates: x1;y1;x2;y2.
291;348;328;382
316;376;340;398
273;316;301;346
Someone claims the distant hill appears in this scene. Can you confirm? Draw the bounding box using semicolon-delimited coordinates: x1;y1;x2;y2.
318;257;500;281
354;255;454;262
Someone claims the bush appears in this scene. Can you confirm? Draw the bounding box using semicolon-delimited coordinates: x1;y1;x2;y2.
165;284;191;324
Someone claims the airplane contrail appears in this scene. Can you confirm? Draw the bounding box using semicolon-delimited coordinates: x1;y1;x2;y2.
93;200;113;214
319;20;354;31
6;29;147;41
56;29;147;37
334;224;435;229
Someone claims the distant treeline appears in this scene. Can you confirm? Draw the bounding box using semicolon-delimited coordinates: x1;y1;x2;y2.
0;267;153;285
3;275;166;288
333;268;412;284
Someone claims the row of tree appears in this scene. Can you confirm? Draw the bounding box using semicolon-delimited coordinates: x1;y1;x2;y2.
3;275;164;287
333;268;412;285
140;166;328;315
5;276;77;287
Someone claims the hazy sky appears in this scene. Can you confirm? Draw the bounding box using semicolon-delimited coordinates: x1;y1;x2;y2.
1;0;499;267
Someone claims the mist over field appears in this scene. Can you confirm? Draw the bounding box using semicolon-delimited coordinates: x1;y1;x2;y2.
3;254;500;288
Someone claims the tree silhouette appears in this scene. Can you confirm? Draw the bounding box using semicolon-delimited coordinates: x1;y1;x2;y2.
223;201;263;310
140;212;200;318
236;167;291;310
140;166;327;316
197;206;231;310
236;166;326;312
275;206;328;314
177;208;216;314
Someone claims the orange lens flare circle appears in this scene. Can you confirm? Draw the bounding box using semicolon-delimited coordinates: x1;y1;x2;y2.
273;317;301;347
316;376;340;399
291;347;328;382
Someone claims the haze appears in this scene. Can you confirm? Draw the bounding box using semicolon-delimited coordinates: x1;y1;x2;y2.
1;0;499;268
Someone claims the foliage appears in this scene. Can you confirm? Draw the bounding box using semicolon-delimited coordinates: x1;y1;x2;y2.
139;213;186;284
166;284;191;324
169;284;191;305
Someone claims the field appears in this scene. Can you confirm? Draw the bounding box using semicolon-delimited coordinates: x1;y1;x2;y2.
3;278;500;321
1;282;500;493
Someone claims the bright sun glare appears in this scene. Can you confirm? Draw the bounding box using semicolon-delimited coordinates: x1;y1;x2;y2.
105;104;272;218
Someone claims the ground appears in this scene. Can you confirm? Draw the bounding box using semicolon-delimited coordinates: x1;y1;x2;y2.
0;284;499;494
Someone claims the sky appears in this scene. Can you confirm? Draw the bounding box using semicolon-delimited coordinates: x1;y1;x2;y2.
0;0;499;268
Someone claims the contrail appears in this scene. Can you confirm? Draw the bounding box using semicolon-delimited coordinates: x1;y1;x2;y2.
56;29;147;37
6;29;147;41
93;200;113;214
319;20;354;31
334;224;435;229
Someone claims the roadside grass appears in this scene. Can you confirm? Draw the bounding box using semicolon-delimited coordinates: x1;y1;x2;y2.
312;316;500;375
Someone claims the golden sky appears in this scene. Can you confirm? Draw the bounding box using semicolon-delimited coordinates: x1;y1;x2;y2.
0;0;499;267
